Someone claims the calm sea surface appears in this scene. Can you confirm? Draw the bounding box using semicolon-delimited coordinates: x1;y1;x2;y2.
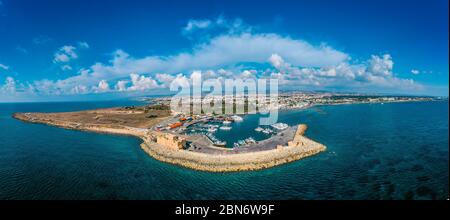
0;100;448;199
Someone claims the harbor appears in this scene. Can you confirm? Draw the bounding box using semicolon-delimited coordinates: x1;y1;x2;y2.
153;112;293;149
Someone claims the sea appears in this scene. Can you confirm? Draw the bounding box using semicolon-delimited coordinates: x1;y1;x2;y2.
0;100;448;199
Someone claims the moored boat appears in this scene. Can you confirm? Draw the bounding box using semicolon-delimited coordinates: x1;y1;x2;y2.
231;115;243;122
255;127;264;132
219;126;232;130
271;123;288;130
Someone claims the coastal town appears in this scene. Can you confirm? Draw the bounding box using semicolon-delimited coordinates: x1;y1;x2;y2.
148;92;440;112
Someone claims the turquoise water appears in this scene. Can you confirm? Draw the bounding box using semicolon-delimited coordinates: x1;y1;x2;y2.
0;100;448;199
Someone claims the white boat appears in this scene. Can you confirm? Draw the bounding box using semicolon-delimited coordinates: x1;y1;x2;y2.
255;127;264;132
271;123;288;130
262;128;272;134
245;137;256;144
231;115;243;122
223;120;232;125
219;126;232;130
214;141;227;147
207;128;217;133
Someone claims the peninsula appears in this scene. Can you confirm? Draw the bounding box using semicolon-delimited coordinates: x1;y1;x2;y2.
12;93;443;172
12;103;326;172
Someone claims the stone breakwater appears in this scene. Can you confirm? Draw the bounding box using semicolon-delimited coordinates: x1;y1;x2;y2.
140;132;326;172
13;112;326;172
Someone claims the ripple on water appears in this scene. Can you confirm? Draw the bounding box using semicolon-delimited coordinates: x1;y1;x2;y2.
0;101;448;199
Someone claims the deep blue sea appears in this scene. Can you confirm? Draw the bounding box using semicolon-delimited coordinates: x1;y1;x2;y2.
0;100;448;199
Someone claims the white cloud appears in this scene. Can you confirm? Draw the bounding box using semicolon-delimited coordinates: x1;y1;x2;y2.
16;46;28;54
170;74;190;89
268;54;285;69
78;41;90;49
1;77;16;94
32;35;52;45
93;80;110;93
155;73;176;87
0;63;9;71
367;54;393;77
240;70;257;79
411;69;420;75
82;33;348;82
61;65;72;71
31;26;349;96
1;17;427;98
268;53;421;91
127;73;160;91
183;16;250;36
71;85;89;94
115;80;128;91
53;45;78;63
184;19;212;32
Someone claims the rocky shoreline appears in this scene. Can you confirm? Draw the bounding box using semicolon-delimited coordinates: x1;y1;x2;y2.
13;112;326;172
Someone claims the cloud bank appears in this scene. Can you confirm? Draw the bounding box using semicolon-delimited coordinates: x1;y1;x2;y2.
0;17;425;100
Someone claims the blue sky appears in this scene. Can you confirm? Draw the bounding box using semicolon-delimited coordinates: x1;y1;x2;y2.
0;0;448;102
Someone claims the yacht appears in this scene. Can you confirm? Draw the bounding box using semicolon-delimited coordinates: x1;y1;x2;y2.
262;128;272;134
231;115;243;122
255;127;264;132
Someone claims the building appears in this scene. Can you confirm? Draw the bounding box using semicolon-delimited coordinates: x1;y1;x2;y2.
154;132;186;150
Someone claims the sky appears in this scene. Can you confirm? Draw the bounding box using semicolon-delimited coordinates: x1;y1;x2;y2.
0;0;448;102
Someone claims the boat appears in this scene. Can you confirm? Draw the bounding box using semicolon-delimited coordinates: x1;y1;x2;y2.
231;115;243;122
245;137;256;144
271;123;288;130
207;127;217;133
219;126;232;130
238;140;246;145
223;120;232;125
262;128;272;134
255;127;264;132
214;141;227;147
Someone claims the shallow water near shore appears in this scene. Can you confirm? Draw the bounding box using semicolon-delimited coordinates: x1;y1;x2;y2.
0;100;448;199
